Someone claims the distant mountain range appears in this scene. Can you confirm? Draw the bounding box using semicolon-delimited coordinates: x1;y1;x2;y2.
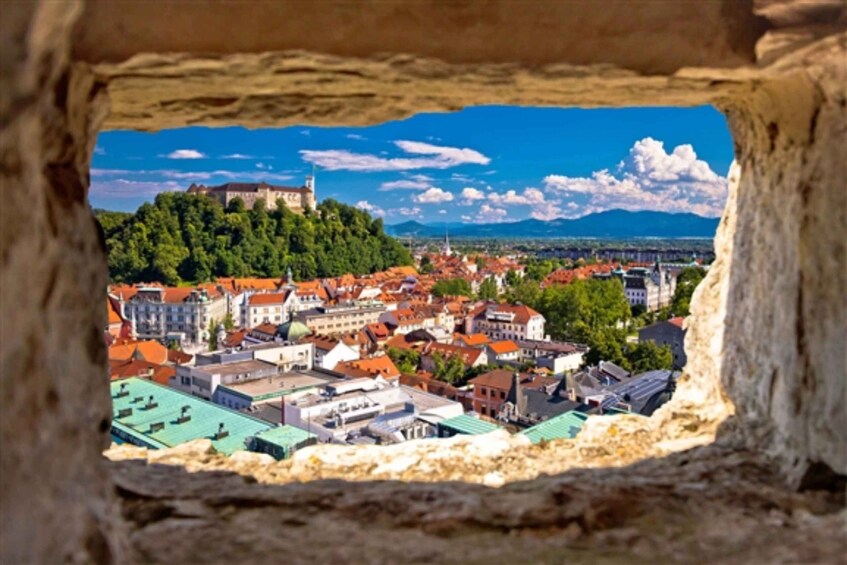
386;210;720;239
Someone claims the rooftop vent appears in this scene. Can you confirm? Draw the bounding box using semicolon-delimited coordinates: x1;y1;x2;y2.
176;405;191;424
145;395;158;410
149;421;165;433
115;382;130;398
117;407;132;418
214;422;229;440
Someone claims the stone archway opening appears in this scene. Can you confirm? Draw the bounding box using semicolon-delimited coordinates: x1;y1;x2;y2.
93;105;737;485
2;1;844;563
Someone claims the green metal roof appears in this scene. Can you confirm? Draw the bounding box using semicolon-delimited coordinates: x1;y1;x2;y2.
110;378;274;455
254;425;315;449
438;414;502;436
520;410;589;444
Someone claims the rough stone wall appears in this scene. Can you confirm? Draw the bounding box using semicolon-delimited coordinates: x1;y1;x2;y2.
0;2;124;563
720;41;847;482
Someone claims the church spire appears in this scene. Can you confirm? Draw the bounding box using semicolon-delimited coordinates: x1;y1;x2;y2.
444;228;452;256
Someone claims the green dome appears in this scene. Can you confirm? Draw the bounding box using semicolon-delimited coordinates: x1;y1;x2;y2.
276;319;312;342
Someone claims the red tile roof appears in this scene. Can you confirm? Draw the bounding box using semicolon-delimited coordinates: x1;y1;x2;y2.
108;340;169;365
248;292;288;305
421;342;483;367
454;333;490;347
668;316;686;328
334;356;400;379
469;369;556;392
488;340;519;355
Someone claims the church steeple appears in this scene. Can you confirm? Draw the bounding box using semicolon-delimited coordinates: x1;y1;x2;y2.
443;228;452;256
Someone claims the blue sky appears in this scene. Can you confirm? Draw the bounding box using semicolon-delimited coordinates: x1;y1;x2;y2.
91;105;733;222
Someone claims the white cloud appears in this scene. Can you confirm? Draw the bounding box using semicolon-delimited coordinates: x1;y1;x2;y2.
438;209;447;214
405;174;433;182
531;204;564;221
91;168;294;184
392;207;423;217
163;149;206;159
221;153;254;159
413;187;454;204
460;187;486;204
300;130;311;136
356;200;385;217
487;188;546;206
346;134;366;140
89;178;183;198
300;140;490;172
379;179;431;191
461;215;472;222
256;163;272;170
543;137;728;217
477;204;508;223
94;146;106;156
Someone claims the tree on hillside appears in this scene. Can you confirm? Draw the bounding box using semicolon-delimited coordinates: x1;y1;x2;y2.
386;347;421;374
477;277;498;300
431;352;466;385
505;269;521;287
432;278;473;298
625;341;673;372
97;193;413;284
506;278;541;308
671;266;706;316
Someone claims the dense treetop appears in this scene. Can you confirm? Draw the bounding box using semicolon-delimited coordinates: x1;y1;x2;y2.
96;194;412;285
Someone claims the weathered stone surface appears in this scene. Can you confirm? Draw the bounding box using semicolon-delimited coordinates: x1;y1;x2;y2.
73;1;766;71
0;1;124;563
110;446;846;564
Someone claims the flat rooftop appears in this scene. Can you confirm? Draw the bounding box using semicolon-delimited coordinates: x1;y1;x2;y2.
219;370;334;400
195;359;277;376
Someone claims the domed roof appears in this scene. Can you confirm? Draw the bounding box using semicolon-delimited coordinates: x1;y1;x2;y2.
275;318;312;343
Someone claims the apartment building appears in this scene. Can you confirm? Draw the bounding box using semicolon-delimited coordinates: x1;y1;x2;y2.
466;303;545;341
297;302;386;335
122;286;228;345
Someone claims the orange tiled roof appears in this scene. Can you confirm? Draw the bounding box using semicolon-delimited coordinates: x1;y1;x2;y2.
454;333;490;347
334;356;400;379
251;322;278;336
108;340;168;365
469;369;556;391
422;342;483;367
668;316;686;328
248;292;288;305
488;340;519;355
216;277;282;291
107;299;122;325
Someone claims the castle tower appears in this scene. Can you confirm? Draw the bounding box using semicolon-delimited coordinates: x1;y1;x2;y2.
304;166;316;209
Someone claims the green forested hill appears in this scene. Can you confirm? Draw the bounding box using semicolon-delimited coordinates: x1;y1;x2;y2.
96;194;412;284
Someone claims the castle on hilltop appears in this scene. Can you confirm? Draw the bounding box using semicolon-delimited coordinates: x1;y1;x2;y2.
187;175;315;213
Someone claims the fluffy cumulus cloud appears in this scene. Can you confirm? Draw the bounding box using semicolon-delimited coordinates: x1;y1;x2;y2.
487;188;546;206
300;140;490;172
413;187;454;204
392;207;423;217
221;153;253;159
460;187;486;204
543;137;728;217
477;204;508;223
355;200;385;217
163;149;206;159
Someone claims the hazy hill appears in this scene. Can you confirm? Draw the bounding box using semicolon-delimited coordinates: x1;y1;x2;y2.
387;210;720;238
